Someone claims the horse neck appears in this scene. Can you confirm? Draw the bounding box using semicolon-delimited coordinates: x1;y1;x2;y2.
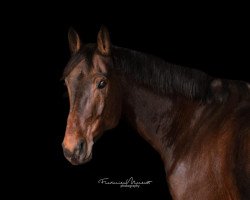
112;46;210;172
121;81;200;171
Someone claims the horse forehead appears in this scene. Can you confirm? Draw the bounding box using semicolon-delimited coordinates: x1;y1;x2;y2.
77;59;92;73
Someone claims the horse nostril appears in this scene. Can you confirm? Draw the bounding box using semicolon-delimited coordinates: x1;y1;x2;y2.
63;147;73;158
78;140;84;154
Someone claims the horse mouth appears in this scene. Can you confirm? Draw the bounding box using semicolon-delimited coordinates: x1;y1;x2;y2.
69;153;93;165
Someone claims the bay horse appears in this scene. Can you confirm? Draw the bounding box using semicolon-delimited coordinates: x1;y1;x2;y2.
61;26;250;200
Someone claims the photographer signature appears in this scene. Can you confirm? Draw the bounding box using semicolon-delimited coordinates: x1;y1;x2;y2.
98;177;153;188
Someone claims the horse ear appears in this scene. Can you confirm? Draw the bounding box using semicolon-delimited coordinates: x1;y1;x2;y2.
97;26;111;56
68;27;81;55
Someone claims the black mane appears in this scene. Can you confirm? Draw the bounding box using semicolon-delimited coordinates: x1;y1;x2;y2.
62;44;96;79
63;44;214;100
111;46;213;100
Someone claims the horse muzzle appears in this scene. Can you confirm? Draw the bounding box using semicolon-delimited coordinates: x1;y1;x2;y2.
62;139;92;165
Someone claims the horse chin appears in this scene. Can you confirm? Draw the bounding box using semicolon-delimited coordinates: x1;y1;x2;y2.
71;153;93;165
79;153;93;165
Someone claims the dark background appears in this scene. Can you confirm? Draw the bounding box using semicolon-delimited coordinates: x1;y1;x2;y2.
8;3;248;199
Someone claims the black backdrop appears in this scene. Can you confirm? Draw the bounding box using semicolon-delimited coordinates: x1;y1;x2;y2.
9;4;249;199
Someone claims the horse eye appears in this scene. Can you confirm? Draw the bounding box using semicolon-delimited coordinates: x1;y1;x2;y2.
97;80;107;89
